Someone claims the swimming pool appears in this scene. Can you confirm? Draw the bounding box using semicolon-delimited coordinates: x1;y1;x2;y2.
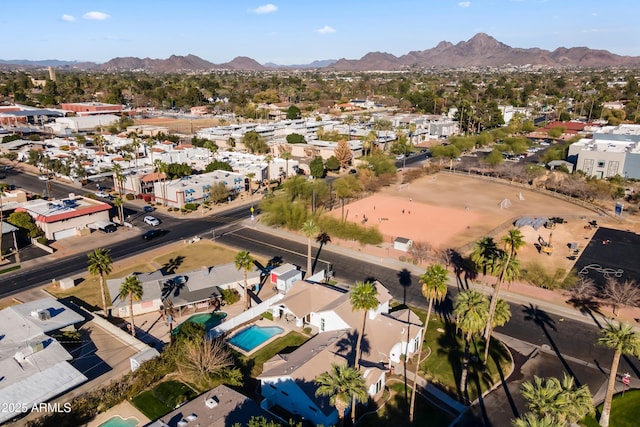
228;325;284;352
173;311;227;335
98;415;138;427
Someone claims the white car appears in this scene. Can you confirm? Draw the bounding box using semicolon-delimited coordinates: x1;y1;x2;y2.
144;215;160;226
38;174;49;181
95;191;110;198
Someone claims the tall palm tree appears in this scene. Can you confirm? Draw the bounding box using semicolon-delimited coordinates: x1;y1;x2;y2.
119;274;144;337
153;160;169;206
598;322;640;427
301;219;319;276
0;183;8;262
484;229;524;358
234;250;255;310
87;248;113;316
113;197;124;225
471;236;499;283
482;297;512;364
281;151;292;178
520;374;594;426
410;263;448;423
264;154;273;182
453;289;489;394
315;363;368;427
349;280;378;424
112;163;125;197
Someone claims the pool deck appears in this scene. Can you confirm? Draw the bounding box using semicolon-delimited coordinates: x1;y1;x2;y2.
86;401;149;427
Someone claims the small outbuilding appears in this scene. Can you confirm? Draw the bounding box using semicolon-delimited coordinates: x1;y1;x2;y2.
393;237;413;252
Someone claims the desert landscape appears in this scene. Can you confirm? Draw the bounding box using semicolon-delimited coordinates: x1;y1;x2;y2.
332;172;630;274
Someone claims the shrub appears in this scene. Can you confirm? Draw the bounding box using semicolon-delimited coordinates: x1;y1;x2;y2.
184;202;199;211
219;288;240;305
318;216;383;245
261;311;274;321
125;193;135;200
37;236;48;245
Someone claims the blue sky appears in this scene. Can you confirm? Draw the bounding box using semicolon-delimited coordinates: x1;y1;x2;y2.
2;0;639;64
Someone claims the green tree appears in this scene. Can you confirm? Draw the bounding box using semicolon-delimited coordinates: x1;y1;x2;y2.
87;248;113;316
234;251;255;310
325;155;340;172
483;298;512;363
484;229;524;362
454;289;489;394
285;133;306;144
315;363;367;427
301;219;319;276
119;274;144;337
205;160;233;172
243;131;269;154
486;149;504;166
7;211;41;238
166;163;193;179
153;160;169;206
598;323;640;427
309;156;325;178
286;105;301;120
410;263;448;423
208;182;230;204
519;374;594;427
349;280;378;423
333;175;363;222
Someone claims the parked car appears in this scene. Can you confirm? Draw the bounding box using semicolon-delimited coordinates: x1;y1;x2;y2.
144;215;160;226
38;175;49;181
141;229;163;240
100;224;117;233
95;191;110;198
143;206;155;213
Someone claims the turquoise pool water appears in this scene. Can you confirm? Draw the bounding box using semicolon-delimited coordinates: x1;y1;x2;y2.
173;311;227;335
98;415;138;427
228;325;284;352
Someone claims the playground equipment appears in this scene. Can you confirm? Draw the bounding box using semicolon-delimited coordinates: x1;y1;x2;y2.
539;231;554;255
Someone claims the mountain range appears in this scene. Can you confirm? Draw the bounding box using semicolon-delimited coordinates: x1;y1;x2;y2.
2;33;640;72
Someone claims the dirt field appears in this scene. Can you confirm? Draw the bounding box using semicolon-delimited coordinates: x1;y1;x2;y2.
332;173;627;274
133;117;224;134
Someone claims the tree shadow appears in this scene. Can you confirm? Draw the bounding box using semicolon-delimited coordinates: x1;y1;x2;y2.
448;249;477;290
161;255;185;275
436;318;464;400
397;268;412;305
312;232;331;274
334;330;371;366
522;304;581;386
566;295;604;329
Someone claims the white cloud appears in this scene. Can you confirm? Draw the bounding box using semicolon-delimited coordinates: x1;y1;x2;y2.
316;25;336;34
83;11;110;21
250;4;278;14
458;1;471;7
61;14;76;22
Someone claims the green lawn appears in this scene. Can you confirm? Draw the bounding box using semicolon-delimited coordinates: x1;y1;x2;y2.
581;389;640;427
131;380;196;420
358;382;455;427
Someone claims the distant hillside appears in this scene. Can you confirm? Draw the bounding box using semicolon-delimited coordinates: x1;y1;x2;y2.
2;33;640;72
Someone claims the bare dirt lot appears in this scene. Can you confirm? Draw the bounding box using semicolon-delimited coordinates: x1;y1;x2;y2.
333;172;632;274
134;117;223;134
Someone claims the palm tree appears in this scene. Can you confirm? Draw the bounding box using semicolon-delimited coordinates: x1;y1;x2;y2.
410;263;448;423
471;236;499;283
598;322;640;427
264;154;273;182
301;219;319;276
482;297;512;364
315;363;368;427
484;229;524;359
0;183;8;262
153;160;169;206
281;151;292;178
87;248;113;316
512;413;556;427
119;274;144;337
234;250;255;310
112;163;125;197
113;197;124;225
453;289;489;394
520;374;594;426
349;280;378;424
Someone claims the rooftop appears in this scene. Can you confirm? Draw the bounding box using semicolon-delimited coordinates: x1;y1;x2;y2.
18;195;111;223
